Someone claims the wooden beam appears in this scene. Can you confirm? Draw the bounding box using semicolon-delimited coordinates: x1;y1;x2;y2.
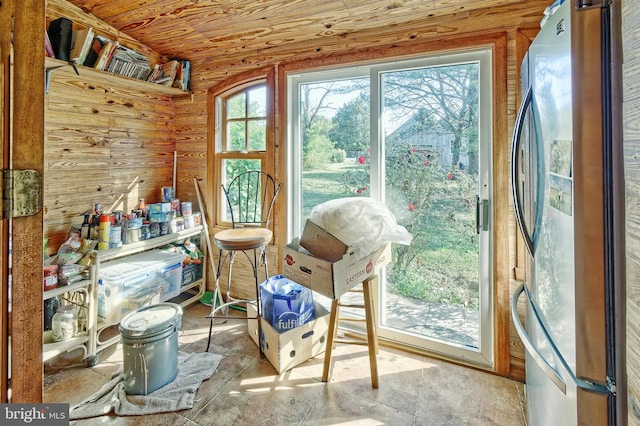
8;0;46;402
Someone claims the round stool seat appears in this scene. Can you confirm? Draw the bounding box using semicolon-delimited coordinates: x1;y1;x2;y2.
214;228;273;251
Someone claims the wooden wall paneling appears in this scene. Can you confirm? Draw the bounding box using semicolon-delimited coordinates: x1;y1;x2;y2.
490;32;511;377
44;64;177;253
504;26;537;381
174;96;208;206
623;0;640;421
173;94;211;290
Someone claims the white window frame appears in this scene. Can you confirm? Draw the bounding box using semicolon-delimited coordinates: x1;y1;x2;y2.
287;48;494;367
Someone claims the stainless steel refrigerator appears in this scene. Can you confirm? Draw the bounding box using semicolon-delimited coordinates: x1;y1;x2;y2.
510;0;625;425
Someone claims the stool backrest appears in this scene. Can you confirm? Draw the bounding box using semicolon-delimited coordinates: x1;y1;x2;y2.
222;170;281;229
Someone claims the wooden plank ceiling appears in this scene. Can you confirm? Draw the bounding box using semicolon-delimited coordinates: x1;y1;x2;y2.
65;0;527;63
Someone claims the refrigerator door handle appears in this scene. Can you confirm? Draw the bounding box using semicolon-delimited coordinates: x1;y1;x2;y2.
511;86;534;255
512;283;612;395
511;283;567;394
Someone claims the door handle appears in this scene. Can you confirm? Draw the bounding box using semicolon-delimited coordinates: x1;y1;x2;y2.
511;283;567;394
511;86;534;255
512;283;611;395
476;196;489;234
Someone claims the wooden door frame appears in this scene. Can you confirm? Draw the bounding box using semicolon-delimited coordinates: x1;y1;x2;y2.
0;0;45;402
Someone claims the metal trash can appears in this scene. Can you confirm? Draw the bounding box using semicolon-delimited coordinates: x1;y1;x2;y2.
119;302;183;395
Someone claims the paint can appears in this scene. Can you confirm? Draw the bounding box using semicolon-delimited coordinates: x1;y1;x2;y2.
141;224;150;240
161;186;174;202
109;225;122;248
149;222;159;238
181;202;192;216
192;211;202;225
126;227;140;243
183;214;194;229
170;198;181;215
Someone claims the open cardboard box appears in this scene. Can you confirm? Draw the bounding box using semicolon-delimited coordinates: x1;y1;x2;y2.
248;300;329;373
284;220;392;299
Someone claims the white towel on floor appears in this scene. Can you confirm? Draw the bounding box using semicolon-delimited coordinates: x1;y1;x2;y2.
70;351;223;419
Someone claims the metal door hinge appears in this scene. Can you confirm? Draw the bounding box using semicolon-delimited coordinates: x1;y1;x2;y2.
2;169;42;219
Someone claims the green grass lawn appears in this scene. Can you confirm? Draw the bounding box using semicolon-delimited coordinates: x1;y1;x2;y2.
301;160;479;309
302;161;361;217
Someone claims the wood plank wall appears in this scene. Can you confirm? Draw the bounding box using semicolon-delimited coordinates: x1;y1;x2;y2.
42;0;552;381
44;2;178;253
623;0;640;423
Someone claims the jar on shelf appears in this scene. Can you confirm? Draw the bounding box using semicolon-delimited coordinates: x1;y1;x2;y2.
51;305;78;342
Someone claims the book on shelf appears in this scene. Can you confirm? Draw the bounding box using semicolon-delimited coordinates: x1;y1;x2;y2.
44;31;55;58
182;60;191;91
94;39;119;71
171;60;191;91
158;60;180;87
105;45;152;81
83;37;104;67
70;27;94;65
47;17;73;61
146;64;163;83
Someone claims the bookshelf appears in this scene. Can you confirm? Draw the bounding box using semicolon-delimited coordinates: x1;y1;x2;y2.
45;57;190;97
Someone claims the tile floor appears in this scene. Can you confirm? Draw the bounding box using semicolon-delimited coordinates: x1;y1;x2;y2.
44;301;527;425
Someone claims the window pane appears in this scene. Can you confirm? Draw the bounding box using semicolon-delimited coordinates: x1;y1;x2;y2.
248;86;266;117
227;92;246;119
248;120;266;151
381;62;481;349
221;159;262;222
228;121;246;151
299;79;370;225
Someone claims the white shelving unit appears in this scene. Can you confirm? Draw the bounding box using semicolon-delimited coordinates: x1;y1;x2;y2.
91;225;207;354
43;277;96;364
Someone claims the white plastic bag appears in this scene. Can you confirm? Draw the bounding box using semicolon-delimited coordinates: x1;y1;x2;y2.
309;197;412;258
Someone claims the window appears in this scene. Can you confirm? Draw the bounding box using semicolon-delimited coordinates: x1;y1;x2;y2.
213;81;269;226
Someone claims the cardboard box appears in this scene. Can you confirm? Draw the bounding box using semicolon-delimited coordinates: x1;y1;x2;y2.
283;239;391;300
248;300;329;373
300;220;348;262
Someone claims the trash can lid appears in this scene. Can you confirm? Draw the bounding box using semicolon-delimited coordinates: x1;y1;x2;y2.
119;302;183;338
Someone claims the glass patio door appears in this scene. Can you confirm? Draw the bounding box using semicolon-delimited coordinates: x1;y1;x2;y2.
371;51;493;365
288;48;493;366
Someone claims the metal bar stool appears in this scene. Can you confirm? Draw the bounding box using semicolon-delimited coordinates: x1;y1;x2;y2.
322;275;380;388
205;171;280;355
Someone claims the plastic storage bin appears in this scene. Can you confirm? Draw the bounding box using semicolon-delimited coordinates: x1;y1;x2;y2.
120;302;183;395
181;261;203;287
98;250;186;324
